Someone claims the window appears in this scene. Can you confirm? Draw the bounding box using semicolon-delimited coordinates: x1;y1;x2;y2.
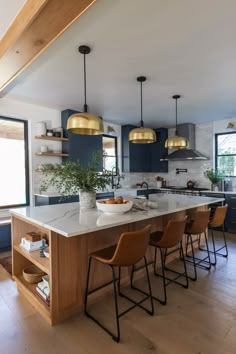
215;132;236;177
0;117;29;208
102;135;118;173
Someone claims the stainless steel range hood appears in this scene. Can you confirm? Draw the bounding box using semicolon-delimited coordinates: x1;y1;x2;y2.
161;123;208;161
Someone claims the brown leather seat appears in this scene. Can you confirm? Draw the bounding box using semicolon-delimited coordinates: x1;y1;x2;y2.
184;209;211;281
132;218;188;305
199;205;228;265
84;225;154;343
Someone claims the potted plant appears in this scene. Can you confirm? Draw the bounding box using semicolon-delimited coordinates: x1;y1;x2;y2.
204;169;223;191
39;152;112;209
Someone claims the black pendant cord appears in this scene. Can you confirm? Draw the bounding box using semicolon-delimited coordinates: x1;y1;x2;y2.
173;95;180;135
83;52;88;113
140;81;144;127
175;97;178;134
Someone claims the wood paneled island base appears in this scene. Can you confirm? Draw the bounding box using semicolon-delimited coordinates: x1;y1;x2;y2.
10;194;224;325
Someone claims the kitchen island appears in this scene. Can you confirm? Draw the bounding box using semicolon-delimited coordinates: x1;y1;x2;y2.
10;194;224;325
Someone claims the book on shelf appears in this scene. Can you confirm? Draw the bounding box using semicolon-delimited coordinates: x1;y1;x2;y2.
20;238;48;252
35;286;50;306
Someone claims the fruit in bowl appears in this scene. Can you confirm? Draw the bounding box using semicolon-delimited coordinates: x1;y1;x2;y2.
96;197;133;214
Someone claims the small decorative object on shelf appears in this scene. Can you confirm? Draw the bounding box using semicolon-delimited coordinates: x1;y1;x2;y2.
25;231;41;242
40;239;47;258
46;129;53;137
22;264;46;284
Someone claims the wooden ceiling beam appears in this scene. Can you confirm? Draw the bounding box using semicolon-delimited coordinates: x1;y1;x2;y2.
0;0;96;91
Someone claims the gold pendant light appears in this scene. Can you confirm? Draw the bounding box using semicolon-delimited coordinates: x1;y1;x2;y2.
165;95;189;149
129;76;156;144
67;45;104;135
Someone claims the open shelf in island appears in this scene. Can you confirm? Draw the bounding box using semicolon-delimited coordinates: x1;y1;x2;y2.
14;274;51;324
14;245;49;274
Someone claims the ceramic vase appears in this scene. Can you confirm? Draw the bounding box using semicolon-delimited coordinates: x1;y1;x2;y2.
79;191;96;209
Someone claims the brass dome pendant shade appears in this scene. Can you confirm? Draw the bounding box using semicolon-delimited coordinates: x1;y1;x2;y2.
129;76;156;144
165;95;189;149
67;45;104;135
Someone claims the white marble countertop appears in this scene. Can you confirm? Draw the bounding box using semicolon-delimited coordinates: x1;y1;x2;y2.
10;194;224;238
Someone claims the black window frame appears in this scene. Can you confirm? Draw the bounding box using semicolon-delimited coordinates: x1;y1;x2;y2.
102;134;118;175
0;116;30;209
215;131;236;178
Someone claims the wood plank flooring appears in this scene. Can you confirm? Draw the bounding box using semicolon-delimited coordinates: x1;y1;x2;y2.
0;232;236;354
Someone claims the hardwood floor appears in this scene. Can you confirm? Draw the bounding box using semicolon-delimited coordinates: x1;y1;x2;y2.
0;232;236;354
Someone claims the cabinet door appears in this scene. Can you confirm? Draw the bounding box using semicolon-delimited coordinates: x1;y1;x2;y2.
225;195;236;231
121;125;149;172
61;109;103;170
149;128;168;172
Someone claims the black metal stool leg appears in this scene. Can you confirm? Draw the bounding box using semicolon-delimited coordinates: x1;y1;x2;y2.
222;227;229;257
153;248;167;305
203;231;211;269
143;256;154;315
210;228;217;265
111;266;120;342
180;241;189;288
187;234;197;281
84;256;92;314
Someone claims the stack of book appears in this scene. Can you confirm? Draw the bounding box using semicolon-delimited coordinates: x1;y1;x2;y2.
20;231;47;252
36;275;50;305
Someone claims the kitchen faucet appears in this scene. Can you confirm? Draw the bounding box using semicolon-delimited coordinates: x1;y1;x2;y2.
141;181;149;199
111;167;124;189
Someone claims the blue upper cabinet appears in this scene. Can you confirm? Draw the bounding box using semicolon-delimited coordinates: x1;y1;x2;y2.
61;109;103;171
149;128;168;172
122;125;168;173
122;125;149;172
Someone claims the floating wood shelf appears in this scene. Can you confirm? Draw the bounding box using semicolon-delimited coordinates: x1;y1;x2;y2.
35;135;69;142
35;152;69;157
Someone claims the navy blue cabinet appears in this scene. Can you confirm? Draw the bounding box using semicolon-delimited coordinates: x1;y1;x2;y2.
149;128;168;172
35;192;114;206
0;223;11;252
122;125;168;173
224;194;236;231
61;109;102;170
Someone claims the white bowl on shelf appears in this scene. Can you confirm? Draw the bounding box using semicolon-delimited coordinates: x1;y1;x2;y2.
96;200;133;214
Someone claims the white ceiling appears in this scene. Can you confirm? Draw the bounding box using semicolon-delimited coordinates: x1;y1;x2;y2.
0;0;26;39
2;0;236;127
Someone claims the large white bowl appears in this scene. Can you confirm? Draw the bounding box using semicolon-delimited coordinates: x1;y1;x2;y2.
96;199;133;214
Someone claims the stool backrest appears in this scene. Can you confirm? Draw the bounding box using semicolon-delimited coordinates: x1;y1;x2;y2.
186;209;211;234
157;218;187;248
110;225;152;266
210;204;228;227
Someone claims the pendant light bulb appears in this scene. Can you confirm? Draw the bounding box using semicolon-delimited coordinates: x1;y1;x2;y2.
67;45;104;135
165;95;189;149
129;76;156;144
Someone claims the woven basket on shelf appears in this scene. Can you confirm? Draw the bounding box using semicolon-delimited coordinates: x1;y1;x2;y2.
22;265;45;284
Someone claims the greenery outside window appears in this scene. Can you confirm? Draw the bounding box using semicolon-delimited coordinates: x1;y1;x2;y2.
102;135;118;174
215;132;236;177
0;116;29;208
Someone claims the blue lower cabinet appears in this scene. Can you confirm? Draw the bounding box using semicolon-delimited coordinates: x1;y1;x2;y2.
35;193;114;206
0;224;11;252
35;195;79;206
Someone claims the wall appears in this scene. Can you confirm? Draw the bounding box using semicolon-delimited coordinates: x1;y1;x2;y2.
120;119;236;189
0;97;61;210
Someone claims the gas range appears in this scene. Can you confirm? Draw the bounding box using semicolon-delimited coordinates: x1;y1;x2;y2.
161;186;209;196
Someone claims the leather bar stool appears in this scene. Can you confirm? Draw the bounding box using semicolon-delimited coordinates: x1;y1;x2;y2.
198;205;228;265
184;209;211;281
84;225;154;343
131;218;188;305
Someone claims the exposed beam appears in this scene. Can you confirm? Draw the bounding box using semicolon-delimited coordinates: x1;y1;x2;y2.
0;0;96;91
0;0;49;58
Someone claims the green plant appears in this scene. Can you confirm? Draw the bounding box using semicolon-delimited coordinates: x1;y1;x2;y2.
204;169;223;184
39;152;112;195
